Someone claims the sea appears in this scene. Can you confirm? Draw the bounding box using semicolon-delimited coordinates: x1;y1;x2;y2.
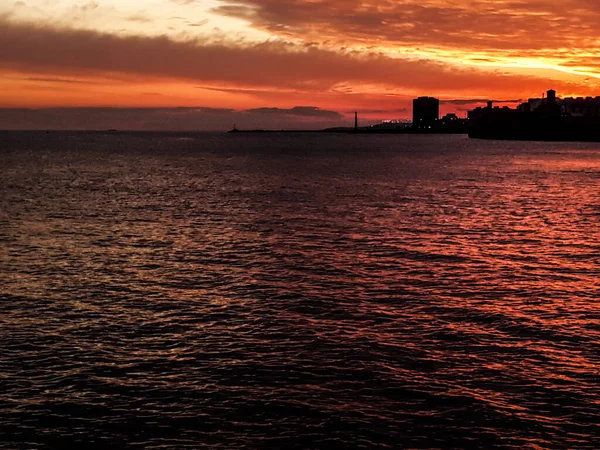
1;131;599;449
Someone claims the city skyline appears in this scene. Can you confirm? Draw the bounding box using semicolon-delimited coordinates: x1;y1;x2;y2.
1;0;600;129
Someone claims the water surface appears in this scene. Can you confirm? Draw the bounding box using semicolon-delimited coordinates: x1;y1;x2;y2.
1;132;599;448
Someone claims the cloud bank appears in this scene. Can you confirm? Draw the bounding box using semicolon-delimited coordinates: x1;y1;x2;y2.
0;18;589;96
213;0;600;57
0;106;348;130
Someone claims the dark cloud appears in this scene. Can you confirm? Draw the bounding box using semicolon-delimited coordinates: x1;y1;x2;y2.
440;99;522;105
246;106;343;119
354;108;409;114
0;18;586;96
0;106;348;131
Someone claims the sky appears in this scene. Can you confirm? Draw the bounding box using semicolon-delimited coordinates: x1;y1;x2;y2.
1;0;599;130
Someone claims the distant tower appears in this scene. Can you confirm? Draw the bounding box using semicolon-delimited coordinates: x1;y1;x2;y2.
547;89;557;105
354;111;358;131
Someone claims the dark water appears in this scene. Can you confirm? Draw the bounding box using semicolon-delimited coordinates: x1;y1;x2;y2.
1;132;599;449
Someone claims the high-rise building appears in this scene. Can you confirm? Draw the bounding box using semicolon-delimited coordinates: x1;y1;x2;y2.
413;97;440;128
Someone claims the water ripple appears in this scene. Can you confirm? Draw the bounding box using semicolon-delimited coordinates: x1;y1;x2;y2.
1;132;599;448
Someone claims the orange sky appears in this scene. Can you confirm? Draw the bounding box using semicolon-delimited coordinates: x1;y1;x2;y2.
1;0;599;129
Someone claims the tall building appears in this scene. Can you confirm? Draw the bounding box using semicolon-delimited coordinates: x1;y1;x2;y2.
413;97;440;128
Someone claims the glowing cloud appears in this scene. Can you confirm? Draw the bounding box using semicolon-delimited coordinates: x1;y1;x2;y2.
0;0;599;128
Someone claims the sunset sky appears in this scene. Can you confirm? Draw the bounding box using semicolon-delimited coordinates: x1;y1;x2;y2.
1;0;599;129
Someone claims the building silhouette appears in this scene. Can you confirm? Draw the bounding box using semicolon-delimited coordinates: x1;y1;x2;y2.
413;97;439;128
468;89;600;141
561;96;600;116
